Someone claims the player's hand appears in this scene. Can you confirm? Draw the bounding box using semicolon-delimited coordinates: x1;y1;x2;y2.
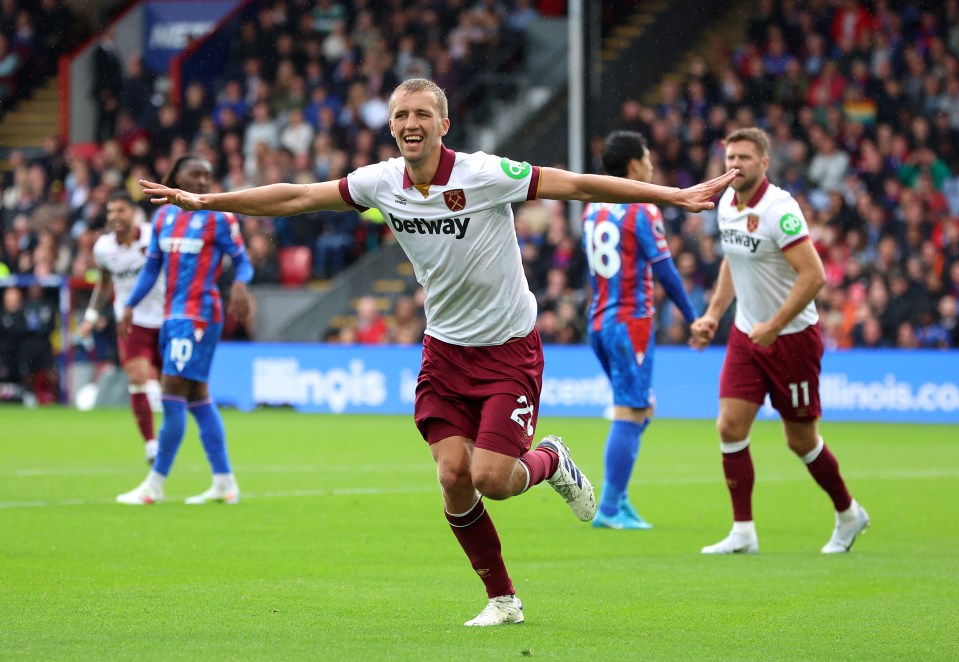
748;320;780;348
689;315;717;351
229;281;252;322
76;320;94;338
118;307;134;339
673;169;739;212
139;179;204;211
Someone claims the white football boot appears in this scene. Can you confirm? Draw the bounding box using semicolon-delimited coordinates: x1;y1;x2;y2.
464;595;524;626
701;529;759;554
116;480;164;505
535;435;597;522
822;500;870;553
185;475;240;505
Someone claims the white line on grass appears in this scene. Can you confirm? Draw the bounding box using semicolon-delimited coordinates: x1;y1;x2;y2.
3;463;424;478
0;486;438;509
0;468;955;510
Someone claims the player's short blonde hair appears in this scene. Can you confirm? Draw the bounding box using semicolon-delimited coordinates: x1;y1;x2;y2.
389;78;449;120
725;128;770;156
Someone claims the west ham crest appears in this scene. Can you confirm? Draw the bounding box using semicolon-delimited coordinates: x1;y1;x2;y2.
443;189;466;212
747;214;759;233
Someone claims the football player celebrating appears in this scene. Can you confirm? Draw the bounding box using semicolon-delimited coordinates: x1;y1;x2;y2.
140;79;737;625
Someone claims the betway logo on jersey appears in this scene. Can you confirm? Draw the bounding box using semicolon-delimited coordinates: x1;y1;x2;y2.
113;265;143;280
159;237;204;254
388;213;470;239
720;228;761;253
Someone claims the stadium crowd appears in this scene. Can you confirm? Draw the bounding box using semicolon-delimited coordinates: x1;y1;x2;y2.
562;0;959;351
2;0;958;405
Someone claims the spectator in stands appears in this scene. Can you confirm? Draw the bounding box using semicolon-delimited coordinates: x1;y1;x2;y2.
313;209;358;279
388;295;426;345
0;32;22;109
244;101;280;161
20;284;58;404
0;286;25;385
280;108;315;156
353;295;387;345
92;29;124;142
247;233;281;285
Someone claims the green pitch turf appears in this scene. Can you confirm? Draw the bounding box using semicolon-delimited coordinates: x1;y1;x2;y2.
1;407;957;661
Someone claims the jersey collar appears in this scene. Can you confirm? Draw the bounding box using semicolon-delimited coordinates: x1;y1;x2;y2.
731;176;770;209
402;145;456;189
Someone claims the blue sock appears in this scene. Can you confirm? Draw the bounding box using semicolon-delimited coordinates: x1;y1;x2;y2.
189;399;232;474
599;419;648;517
153;396;188;476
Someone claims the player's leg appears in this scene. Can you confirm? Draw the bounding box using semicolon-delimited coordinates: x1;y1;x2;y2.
592;319;655;529
472;329;595;520
702;397;762;553
415;335;521;625
117;322;192;504
430;435;523;626
782;419;868;552
771;325;868;552
123;354;157;464
593;405;651;529
703;327;765;553
179;322;239;504
183;379;239;505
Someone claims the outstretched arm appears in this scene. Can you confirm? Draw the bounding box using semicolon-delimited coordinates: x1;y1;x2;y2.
537;168;738;212
139;179;352;216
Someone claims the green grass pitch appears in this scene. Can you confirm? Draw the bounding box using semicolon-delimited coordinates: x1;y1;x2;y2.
1;407;957;660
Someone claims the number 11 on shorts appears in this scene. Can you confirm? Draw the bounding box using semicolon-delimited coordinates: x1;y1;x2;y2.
789;380;810;408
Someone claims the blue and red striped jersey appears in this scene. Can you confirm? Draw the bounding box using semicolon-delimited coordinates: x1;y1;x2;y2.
582;202;670;332
147;205;248;324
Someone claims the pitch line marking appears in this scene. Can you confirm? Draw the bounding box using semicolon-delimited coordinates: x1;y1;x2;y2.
0;469;956;510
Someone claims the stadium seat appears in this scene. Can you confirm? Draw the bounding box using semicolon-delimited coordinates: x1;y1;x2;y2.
278;246;312;287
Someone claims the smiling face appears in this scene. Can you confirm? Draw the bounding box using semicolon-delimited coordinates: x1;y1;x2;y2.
106;198;136;242
388;89;450;168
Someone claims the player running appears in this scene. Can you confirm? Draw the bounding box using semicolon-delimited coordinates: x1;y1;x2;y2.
116;155;253;506
691;128;869;554
139;79;737;625
78;192;164;464
582;131;699;530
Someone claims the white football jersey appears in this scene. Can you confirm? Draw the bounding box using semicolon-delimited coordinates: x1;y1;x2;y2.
340;146;540;346
717;178;819;335
92;224;165;329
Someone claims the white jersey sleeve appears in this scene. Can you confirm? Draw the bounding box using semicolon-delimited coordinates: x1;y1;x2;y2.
768;195;810;250
475;154;541;205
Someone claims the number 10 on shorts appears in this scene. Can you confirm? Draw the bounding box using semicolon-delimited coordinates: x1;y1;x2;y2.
789;380;810;408
170;337;194;371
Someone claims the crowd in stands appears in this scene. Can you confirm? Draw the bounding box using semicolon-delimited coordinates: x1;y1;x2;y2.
523;0;959;351
2;0;959;403
0;0;79;114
